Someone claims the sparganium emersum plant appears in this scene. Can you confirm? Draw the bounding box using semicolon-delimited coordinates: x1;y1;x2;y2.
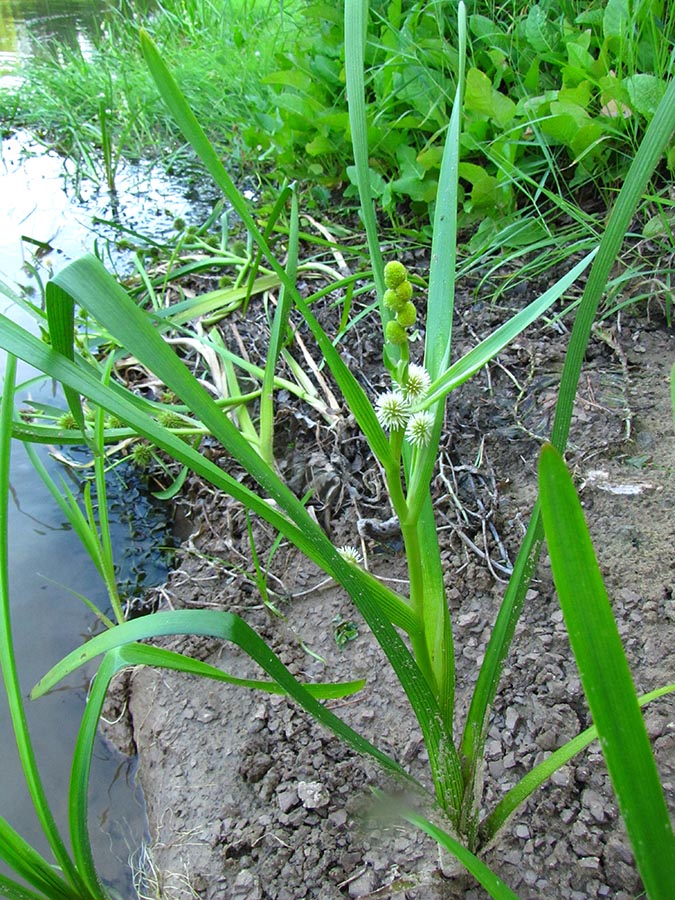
1;3;675;900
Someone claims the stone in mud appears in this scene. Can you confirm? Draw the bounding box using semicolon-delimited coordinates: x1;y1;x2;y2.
297;780;330;809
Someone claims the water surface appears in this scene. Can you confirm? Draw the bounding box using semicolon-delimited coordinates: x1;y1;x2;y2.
0;0;112;73
1;122;215;895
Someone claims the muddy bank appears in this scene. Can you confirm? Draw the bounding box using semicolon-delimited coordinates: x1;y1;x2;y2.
106;279;675;899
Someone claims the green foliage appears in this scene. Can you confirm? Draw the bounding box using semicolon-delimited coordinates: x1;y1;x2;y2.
1;0;673;224
259;0;675;221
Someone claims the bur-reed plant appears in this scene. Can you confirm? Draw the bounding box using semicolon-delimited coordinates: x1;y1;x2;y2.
1;3;675;898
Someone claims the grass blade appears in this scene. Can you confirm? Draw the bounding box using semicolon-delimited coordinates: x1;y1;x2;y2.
0;356;91;898
481;682;675;845
539;444;675;898
398;808;521;900
0;310;418;636
260;186;298;465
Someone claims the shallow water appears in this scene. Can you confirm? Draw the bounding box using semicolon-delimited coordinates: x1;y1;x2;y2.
0;125;215;895
0;0;112;74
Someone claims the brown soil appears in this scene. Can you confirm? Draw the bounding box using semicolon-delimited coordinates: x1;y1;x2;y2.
105;252;675;900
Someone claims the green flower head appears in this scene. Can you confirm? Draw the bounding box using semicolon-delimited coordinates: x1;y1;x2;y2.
383;288;406;313
384;260;408;289
394;280;413;304
396;301;417;329
385;320;408;345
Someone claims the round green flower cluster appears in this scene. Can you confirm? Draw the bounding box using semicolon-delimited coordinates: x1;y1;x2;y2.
383;260;417;345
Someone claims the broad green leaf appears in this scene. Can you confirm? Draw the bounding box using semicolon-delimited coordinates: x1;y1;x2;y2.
539;444;675;898
603;0;630;39
625;74;667;118
465;67;496;118
262;69;313;91
525;5;555;53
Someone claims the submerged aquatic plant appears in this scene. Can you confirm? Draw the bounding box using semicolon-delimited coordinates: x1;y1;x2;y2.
1;2;675;898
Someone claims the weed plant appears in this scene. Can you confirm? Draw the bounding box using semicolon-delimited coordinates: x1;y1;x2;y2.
1;2;675;899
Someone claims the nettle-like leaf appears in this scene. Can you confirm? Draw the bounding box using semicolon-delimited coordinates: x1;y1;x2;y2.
625;74;667;118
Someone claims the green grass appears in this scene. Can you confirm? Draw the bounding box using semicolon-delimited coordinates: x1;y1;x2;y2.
0;0;304;184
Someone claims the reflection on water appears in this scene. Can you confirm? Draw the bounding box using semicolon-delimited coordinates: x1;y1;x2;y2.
0;0;112;71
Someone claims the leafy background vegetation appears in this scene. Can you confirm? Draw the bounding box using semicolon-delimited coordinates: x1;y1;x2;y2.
2;0;674;237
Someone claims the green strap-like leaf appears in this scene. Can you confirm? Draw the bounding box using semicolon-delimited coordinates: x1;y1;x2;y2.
399;807;522;900
64;615;422;885
481;682;675;845
139;29;394;468
0;816;79;900
37;610;413;782
0;872;57;900
0;357;92;899
460;73;675;846
344;0;387;323
419;250;596;412
539;444;675;898
0;311;418;641
45;281;86;435
44;258;465;810
35;629;365;702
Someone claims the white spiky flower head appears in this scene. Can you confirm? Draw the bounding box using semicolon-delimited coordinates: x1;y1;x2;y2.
402;364;431;402
375;390;410;431
405;410;434;447
337;545;362;565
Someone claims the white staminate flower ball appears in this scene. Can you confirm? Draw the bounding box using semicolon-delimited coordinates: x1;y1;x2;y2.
403;364;431;402
405;411;434;447
375;391;410;431
337;545;362;565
